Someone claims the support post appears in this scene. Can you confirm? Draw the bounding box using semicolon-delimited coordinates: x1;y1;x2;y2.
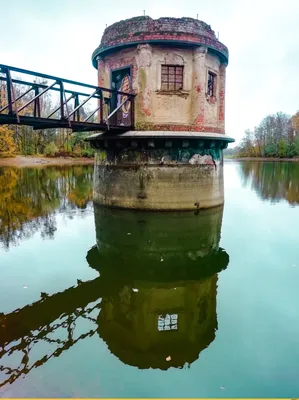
59;80;64;119
34;86;41;118
5;69;13;115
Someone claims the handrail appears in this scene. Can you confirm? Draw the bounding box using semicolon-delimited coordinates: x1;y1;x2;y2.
106;95;133;130
15;80;57;114
0;63;136;132
0;63;135;97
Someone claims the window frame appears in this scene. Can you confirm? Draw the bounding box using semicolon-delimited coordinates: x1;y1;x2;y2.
158;313;178;331
207;70;217;98
161;64;184;92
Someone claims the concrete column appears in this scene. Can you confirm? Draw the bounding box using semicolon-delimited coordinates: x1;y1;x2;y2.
136;44;153;122
97;58;105;123
192;46;207;129
218;63;226;133
97;58;105;87
93;143;225;211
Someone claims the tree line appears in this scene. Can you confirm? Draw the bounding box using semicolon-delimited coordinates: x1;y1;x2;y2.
225;111;299;158
0;76;95;158
0;165;93;249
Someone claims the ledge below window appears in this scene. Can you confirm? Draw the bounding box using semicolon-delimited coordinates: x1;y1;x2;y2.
155;90;190;98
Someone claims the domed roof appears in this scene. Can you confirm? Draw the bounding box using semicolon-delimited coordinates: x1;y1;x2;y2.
92;16;228;67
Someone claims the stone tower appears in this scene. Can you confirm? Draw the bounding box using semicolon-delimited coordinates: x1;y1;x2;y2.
88;16;234;210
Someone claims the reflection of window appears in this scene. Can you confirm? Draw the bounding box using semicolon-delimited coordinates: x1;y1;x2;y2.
161;65;183;91
207;71;216;97
158;314;178;331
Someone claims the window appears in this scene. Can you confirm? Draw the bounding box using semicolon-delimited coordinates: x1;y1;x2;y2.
207;71;216;97
161;65;183;91
158;314;178;331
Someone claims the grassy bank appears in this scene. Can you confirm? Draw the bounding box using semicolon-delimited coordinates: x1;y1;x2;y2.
0;155;94;168
224;156;299;162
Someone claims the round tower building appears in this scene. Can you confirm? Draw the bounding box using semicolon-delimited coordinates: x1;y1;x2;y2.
88;16;234;210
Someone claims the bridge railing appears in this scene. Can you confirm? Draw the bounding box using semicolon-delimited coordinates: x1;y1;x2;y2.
0;64;135;132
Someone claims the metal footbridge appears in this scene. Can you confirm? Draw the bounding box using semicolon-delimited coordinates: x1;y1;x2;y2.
0;64;135;133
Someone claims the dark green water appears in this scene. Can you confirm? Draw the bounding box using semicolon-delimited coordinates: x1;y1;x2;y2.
0;161;299;398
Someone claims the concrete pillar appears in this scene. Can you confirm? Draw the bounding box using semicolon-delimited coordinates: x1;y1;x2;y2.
97;58;105;87
218;63;226;132
92;137;225;211
97;58;106;123
136;44;153;122
192;46;207;129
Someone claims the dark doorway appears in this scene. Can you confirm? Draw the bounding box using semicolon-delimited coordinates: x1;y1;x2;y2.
111;67;132;127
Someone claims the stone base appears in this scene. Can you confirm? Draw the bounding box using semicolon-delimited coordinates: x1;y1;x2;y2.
93;163;223;210
90;132;229;210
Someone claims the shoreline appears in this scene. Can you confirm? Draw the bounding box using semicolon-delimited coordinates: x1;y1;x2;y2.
0;155;94;168
225;157;299;162
2;155;299;168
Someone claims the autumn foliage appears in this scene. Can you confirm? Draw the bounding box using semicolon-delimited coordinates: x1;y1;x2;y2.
0;126;16;157
291;111;299;133
0;78;94;158
0;166;93;249
234;111;299;158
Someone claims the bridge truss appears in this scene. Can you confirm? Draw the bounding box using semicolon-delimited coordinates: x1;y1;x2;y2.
0;64;135;133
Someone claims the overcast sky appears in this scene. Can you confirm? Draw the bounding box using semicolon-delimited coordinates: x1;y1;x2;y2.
1;0;298;144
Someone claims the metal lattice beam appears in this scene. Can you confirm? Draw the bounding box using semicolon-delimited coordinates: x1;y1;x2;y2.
0;63;135;133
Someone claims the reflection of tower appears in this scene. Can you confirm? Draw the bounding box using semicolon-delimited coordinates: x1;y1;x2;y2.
0;206;229;388
86;205;229;370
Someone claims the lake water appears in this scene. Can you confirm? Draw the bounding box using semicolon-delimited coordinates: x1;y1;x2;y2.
0;161;299;398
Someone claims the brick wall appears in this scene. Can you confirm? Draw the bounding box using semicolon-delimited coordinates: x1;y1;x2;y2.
218;64;226;131
92;17;228;66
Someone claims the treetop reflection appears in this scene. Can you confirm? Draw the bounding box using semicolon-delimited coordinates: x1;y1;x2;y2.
0;205;229;388
239;161;299;206
0;165;93;249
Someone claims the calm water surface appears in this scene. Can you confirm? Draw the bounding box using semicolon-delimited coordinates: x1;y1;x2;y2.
0;161;299;398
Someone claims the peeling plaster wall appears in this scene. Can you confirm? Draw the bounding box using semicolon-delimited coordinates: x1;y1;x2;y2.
149;46;193;125
192;46;207;129
98;44;226;133
218;64;226;132
203;53;221;128
98;47;137;89
97;47;137;121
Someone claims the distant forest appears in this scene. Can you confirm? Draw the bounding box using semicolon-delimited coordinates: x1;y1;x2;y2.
0;77;95;158
225;111;299;159
2;72;299;161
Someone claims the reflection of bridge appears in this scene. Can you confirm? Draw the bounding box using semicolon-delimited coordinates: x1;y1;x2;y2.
0;277;103;388
0;64;135;133
0;206;229;388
